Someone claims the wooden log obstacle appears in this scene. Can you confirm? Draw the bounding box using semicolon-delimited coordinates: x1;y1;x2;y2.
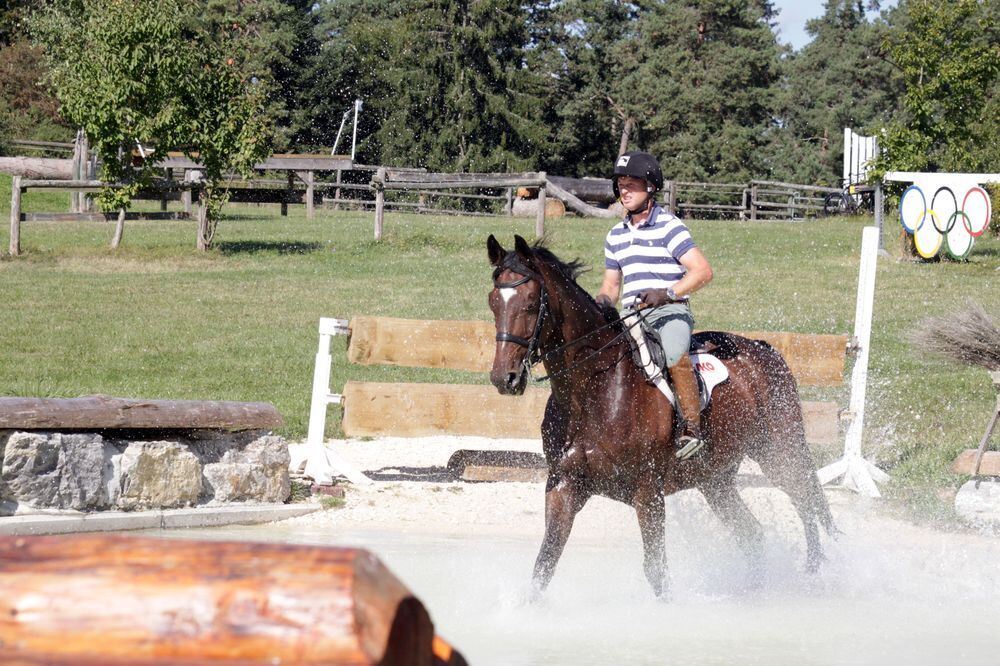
0;395;284;431
0;534;465;665
305;315;852;483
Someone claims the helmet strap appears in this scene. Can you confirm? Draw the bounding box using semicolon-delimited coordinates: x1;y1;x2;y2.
624;193;654;216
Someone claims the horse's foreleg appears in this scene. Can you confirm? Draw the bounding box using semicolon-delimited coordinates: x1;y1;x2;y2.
701;481;765;586
532;477;586;596
633;484;667;598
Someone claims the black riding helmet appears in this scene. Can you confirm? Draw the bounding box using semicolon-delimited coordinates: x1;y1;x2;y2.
612;151;664;198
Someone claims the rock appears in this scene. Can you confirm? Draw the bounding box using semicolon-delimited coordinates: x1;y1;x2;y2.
1;432;113;510
955;479;1000;527
117;441;202;510
202;435;290;503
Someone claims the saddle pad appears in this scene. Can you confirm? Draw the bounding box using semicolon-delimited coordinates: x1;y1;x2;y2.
691;352;730;411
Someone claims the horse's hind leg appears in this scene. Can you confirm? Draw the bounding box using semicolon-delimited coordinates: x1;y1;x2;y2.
754;450;828;573
633;483;667;598
701;480;765;584
532;477;588;596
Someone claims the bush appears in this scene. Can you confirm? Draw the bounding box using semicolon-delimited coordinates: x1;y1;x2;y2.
985;183;1000;237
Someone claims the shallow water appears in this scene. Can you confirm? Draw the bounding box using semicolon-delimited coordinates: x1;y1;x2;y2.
147;503;1000;666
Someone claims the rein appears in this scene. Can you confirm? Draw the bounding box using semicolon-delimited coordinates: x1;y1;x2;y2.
493;258;647;383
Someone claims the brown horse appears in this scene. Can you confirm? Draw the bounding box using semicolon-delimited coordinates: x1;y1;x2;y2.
487;234;835;598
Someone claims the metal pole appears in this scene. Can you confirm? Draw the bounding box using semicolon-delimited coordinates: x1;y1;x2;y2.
351;99;363;161
330;108;350;156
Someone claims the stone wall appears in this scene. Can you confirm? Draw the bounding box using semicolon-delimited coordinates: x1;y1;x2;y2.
0;429;290;513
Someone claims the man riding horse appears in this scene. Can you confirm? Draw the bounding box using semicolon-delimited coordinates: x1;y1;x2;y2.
596;151;714;459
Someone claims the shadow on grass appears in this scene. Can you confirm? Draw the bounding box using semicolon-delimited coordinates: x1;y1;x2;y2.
216;240;323;255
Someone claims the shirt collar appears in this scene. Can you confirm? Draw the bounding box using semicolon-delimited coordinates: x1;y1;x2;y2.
622;202;661;230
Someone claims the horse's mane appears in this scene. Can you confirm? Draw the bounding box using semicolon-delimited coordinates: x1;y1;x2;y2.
529;239;587;282
528;239;621;323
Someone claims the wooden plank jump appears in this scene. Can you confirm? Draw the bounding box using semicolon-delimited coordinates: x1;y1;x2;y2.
308;316;850;452
346;316;849;387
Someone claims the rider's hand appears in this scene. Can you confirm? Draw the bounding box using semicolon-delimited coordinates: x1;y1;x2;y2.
595;294;615;310
637;289;676;308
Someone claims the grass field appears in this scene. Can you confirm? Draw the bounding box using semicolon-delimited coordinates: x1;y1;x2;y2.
2;173;998;522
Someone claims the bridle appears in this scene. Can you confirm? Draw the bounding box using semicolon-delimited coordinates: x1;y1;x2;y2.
492;257;549;372
492;255;644;383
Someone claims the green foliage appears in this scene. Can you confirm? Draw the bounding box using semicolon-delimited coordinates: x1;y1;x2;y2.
201;0;319;151
379;0;547;171
528;0;637;177
30;0;271;244
0;40;72;144
871;0;1000;176
613;0;784;182
769;0;901;185
985;183;1000;237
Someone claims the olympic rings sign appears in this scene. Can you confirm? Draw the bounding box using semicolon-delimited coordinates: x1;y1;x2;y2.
899;183;992;259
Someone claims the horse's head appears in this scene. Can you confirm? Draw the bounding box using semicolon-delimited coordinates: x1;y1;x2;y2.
487;234;546;395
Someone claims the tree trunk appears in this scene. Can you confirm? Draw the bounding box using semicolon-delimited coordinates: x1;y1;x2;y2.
196;191;210;251
109;208;126;249
618;117;636;156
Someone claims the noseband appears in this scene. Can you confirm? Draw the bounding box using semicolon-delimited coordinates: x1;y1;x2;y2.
492;258;549;372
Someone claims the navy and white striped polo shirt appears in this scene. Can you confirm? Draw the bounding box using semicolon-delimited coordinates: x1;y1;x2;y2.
604;203;696;308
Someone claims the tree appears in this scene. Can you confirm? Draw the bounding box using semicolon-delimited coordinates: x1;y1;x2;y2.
768;0;901;185
202;0;320;151
529;0;638;177
31;0;271;250
871;0;999;175
0;40;72;144
376;0;548;171
612;0;785;182
296;0;401;155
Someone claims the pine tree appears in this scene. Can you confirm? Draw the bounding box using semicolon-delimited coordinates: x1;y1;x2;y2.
613;0;784;182
529;0;638;177
377;0;547;171
770;0;900;185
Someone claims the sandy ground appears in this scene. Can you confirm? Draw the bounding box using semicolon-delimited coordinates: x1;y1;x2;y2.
285;436;999;548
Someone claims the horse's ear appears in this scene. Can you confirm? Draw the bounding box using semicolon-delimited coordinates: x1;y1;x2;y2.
513;234;532;258
487;234;505;266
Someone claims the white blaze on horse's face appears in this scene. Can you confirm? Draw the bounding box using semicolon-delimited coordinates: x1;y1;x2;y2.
499;287;517;305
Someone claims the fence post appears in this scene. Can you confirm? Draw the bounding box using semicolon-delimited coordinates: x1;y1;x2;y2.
281;171;292;217
333;169;343;211
71;130;82;213
303;170;315;219
9;176;21;256
505;187;513;216
750;183;758;221
535;172;547;238
182;170;193;215
373;167;386;241
874;182;885;253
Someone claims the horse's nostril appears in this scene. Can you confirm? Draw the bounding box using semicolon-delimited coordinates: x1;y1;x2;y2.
507;372;519;387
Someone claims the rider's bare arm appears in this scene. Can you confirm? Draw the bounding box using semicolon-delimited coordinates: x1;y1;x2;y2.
671;248;713;298
596;269;621;307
